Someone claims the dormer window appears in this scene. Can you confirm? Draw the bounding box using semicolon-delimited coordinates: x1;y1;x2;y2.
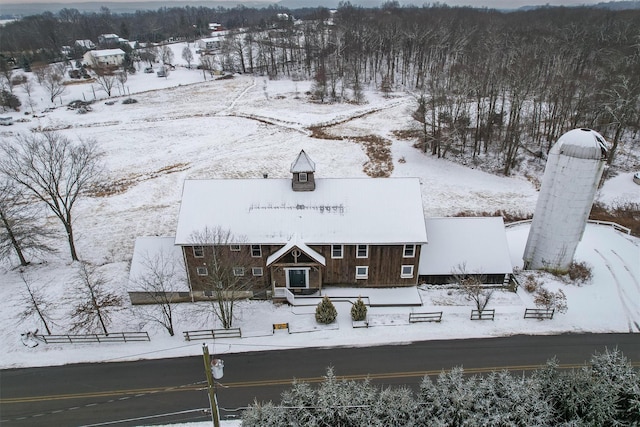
299;172;308;183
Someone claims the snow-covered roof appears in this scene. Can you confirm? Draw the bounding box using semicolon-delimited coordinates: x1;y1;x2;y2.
128;236;188;292
175;178;427;245
290;150;315;173
266;235;326;266
419;217;512;276
90;48;125;57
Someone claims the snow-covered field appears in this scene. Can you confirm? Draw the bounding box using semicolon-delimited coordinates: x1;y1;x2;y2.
0;42;639;372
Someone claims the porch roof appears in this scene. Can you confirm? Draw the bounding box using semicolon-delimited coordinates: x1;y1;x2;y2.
266;236;326;266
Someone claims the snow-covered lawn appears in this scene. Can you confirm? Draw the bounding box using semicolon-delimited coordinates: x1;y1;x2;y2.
0;42;639;371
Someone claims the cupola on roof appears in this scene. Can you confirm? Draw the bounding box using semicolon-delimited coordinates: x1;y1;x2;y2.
290;150;316;173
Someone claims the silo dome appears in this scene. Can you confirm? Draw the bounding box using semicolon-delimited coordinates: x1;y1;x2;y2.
552;128;608;160
523;128;608;272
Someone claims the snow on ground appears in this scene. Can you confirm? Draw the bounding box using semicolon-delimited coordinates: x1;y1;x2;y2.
0;42;639;372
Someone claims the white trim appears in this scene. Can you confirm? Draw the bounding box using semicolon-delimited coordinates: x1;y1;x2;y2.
355;266;369;279
403;244;416;258
196;266;208;276
356;244;368;259
284;267;310;288
232;266;245;276
193;246;204;258
299;172;308;182
331;244;343;259
230;244;241;252
252;267;263;276
401;265;414;278
251;244;262;257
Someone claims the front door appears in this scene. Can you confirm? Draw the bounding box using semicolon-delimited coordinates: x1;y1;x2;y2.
287;268;308;288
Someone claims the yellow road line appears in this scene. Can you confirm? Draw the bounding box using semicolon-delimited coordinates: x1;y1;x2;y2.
2;362;638;404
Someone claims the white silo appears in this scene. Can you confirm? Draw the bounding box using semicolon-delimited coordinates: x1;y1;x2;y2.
523;128;608;272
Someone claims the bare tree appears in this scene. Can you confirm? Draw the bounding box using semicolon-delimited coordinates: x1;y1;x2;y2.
21;77;36;113
41;66;67;103
130;249;184;336
181;46;194;69
160;45;174;65
116;70;128;95
90;61;118;97
0;132;104;261
69;262;123;334
452;263;493;312
189;226;253;329
19;273;56;335
139;46;158;66
534;287;568;314
0;178;55;266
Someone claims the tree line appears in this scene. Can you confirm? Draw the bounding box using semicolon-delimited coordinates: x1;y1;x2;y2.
2;3;638;173
242;349;640;426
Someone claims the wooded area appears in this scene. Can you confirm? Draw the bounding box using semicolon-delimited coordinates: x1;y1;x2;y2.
1;4;638;173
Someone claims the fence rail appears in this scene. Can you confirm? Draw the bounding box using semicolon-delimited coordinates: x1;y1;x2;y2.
409;311;443;323
524;308;555;319
505;218;630;235
183;328;242;341
38;331;150;344
471;309;495;321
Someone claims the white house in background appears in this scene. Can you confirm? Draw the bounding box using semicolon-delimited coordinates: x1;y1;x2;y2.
98;33;122;46
197;35;224;51
419;217;513;285
75;39;95;51
83;49;125;67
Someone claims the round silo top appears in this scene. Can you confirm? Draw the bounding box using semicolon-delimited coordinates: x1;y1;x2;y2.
551;128;608;160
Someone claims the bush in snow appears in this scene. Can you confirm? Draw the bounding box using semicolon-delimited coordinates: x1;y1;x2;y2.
315;296;337;324
534;287;568;314
567;261;593;284
351;297;367;321
524;274;541;293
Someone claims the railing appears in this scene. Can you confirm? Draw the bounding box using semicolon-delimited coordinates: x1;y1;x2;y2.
183;328;242;341
409;311;443;323
524;308;555;320
38;331;150;344
505;218;630;235
470;309;495;321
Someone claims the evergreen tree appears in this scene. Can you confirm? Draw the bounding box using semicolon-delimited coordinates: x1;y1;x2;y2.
351;296;367;321
315;296;337;324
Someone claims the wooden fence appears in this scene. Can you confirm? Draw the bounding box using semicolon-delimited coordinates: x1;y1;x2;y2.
38;331;150;344
471;309;495;320
183;328;242;341
524;308;555;319
409;312;443;323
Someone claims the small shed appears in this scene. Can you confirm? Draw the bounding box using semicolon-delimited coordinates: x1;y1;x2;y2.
419;217;513;285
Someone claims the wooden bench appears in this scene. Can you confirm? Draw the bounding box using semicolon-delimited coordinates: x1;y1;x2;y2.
183;328;242;341
524;308;555;320
409;312;443;323
470;309;495;321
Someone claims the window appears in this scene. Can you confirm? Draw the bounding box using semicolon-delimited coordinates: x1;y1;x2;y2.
251;245;262;257
193;246;204;258
401;265;414;279
356;244;368;258
403;244;416;258
252;267;263;276
331;244;343;259
232;267;245;276
355;266;369;279
299;172;308;182
230;244;241;252
196;266;208;276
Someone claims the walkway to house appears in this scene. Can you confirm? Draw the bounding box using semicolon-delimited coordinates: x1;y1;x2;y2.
287;286;423;307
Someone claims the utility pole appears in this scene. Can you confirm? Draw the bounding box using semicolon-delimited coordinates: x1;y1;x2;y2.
202;343;221;427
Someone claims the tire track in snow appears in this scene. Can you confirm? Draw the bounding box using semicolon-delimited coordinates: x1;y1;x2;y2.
594;248;640;333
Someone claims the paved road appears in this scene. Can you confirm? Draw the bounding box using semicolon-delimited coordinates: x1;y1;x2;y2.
1;333;639;426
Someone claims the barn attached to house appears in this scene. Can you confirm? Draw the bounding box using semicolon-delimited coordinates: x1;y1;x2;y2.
174;150;428;297
419;217;513;285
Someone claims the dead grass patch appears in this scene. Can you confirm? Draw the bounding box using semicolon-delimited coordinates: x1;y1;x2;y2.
88;162;190;197
590;201;640;237
453;210;533;222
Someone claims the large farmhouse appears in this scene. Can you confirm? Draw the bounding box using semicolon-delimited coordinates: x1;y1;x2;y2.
175;150;427;296
128;150;513;303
